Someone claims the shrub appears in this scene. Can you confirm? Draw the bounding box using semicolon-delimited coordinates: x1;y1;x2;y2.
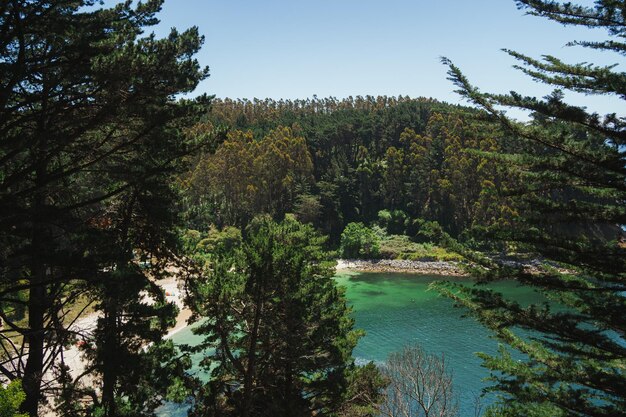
411;219;444;243
196;226;242;254
340;223;381;259
377;209;408;235
181;229;203;253
0;380;27;417
378;235;417;259
407;245;464;262
378;235;464;261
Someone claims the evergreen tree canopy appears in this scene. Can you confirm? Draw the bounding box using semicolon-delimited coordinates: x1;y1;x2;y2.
184;97;513;242
0;1;210;415
186;216;362;417
438;1;626;416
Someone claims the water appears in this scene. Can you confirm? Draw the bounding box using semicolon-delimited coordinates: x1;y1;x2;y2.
163;271;542;416
335;271;544;415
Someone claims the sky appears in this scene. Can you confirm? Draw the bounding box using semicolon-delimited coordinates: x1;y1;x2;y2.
143;0;621;118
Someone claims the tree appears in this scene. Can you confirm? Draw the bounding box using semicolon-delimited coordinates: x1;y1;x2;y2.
381;344;459;417
293;193;323;225
0;380;26;417
439;1;626;416
0;1;210;415
186;216;363;417
338;363;389;417
188;126;314;227
378;209;408;235
340;223;381;259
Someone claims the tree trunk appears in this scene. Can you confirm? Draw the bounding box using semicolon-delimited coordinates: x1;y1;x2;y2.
21;278;46;417
101;305;118;417
241;297;263;417
21;168;48;417
241;257;270;417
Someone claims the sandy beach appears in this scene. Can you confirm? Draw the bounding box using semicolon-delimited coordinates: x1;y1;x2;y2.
56;273;191;386
160;275;193;339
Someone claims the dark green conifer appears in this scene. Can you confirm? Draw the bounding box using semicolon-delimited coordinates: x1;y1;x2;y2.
187;216;365;417
439;1;626;416
0;1;210;415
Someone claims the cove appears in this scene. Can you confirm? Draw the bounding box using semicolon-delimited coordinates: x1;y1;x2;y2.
336;271;540;416
162;271;541;416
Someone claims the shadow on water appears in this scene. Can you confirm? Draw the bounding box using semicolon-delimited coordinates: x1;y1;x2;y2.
362;289;386;297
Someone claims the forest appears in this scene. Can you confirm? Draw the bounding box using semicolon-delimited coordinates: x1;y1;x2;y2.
0;1;624;417
184;96;513;241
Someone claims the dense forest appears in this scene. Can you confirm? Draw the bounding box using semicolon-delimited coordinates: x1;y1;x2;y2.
184;96;515;241
0;1;624;417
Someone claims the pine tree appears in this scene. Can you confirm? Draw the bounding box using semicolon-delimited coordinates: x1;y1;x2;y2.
0;1;210;415
186;216;363;417
439;1;625;416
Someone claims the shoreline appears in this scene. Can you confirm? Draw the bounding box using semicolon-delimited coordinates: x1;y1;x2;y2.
160;273;193;339
165;308;192;339
335;258;468;276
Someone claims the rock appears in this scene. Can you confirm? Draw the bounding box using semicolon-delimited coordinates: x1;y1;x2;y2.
335;259;468;276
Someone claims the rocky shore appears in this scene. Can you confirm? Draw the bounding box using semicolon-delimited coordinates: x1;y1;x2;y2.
335;259;468;276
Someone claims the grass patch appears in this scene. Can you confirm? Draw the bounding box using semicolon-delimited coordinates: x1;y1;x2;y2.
379;235;464;262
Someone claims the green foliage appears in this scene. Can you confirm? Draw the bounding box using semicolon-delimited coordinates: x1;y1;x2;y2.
196;226;243;255
338;363;389;417
378;235;463;262
378;234;417;259
440;1;626;416
187;216;360;417
340;223;381;259
410;218;446;243
187;126;314;227
186;96;514;241
183;226;243;270
293;194;323;225
483;401;564;417
0;381;26;417
0;1;210;415
340;218;462;261
377;210;393;227
377;209;408;235
181;230;204;253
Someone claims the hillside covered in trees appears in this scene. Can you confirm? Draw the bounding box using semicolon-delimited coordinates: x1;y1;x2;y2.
184;96;518;243
0;1;624;417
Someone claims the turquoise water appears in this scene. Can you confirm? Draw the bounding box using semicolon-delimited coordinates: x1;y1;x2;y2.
163;271;541;416
335;271;542;416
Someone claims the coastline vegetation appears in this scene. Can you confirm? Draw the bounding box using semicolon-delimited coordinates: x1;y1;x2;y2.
0;0;623;417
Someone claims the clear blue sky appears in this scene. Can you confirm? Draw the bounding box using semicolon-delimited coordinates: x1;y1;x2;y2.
145;0;621;117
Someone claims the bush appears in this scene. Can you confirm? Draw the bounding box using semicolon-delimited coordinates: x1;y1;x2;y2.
378;235;464;261
407;244;464;262
378;235;417;259
181;229;203;253
196;226;242;254
377;209;408;235
183;226;243;266
340;223;381;259
339;362;389;417
410;219;444;243
0;380;27;417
